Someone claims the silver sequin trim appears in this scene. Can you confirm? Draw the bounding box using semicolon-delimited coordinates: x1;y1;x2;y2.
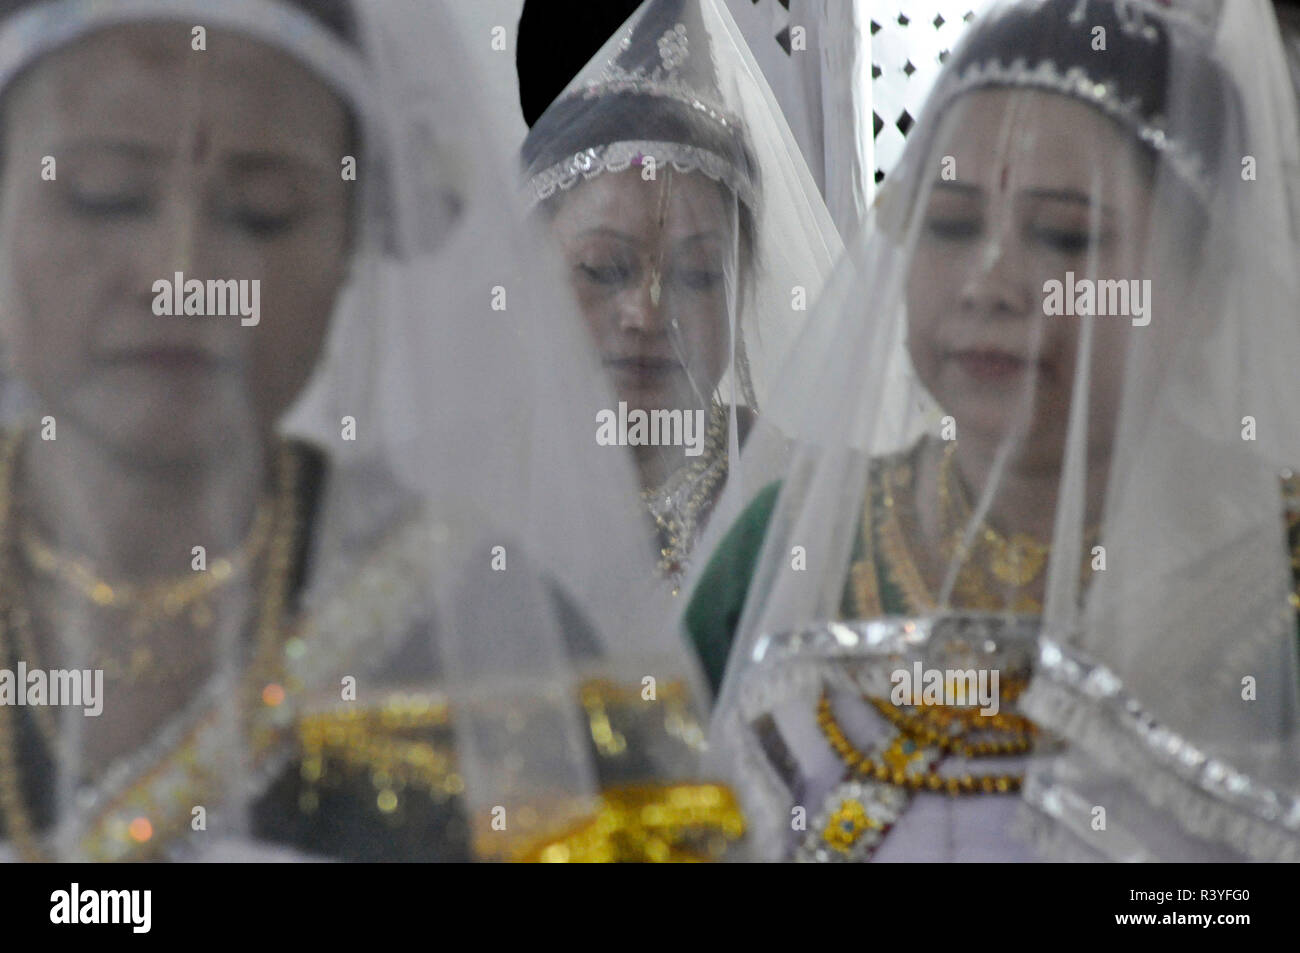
929;58;1212;205
525;139;756;210
1021;637;1300;861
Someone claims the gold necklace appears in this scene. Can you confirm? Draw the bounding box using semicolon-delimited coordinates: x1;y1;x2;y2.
15;492;276;688
833;448;1037;834
872;443;1047;613
849;469;884;617
19;494;274;635
0;432;302;862
641;400;729;588
937;441;1049;588
11;598;204;691
0;432;41;861
869;687;1037;758
815;691;1028;796
875;453;938;614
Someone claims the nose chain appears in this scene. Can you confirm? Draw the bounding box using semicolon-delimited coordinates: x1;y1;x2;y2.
648;168;673;310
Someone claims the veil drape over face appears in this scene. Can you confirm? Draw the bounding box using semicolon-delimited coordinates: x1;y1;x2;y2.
0;0;736;863
685;0;1300;862
0;0;372;862
1019;0;1300;863
521;0;843;592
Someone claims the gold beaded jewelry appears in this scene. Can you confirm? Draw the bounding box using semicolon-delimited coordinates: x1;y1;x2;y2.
509;782;745;862
823;446;1043;828
815;691;1025;796
641;399;729;588
0;430;303;862
876;453;939;614
872;443;1055;614
0;431;42;862
937;441;1049;589
19;493;274;637
868;693;1037;758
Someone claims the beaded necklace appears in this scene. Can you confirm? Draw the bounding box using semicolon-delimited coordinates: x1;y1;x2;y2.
641;399;729;590
0;431;301;862
806;445;1044;861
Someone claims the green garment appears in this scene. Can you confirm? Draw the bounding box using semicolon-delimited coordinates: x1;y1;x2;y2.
682;482;781;696
685;470;1300;698
684;470;910;696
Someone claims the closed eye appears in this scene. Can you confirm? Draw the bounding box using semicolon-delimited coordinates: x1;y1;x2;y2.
1028;224;1108;254
673;268;723;291
925;217;980;240
64;187;152;219
223;205;302;239
576;261;635;286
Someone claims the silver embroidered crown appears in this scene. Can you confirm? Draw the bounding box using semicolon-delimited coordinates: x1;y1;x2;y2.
580;22;740;132
525;17;755;209
931;57;1212;204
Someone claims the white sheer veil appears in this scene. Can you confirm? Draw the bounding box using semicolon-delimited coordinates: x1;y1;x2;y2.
688;0;1300;861
0;0;714;862
286;1;730;860
521;0;842;588
1020;0;1300;863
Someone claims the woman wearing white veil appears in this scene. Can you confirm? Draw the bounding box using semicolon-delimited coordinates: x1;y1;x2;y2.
1019;0;1300;863
685;0;1300;862
0;0;384;863
522;0;842;592
0;0;739;862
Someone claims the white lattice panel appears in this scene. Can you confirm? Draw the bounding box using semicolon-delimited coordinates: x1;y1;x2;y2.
869;0;990;184
725;0;992;218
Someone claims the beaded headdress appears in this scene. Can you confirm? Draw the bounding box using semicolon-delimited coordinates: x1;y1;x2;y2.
920;0;1230;204
0;0;368;109
521;0;759;210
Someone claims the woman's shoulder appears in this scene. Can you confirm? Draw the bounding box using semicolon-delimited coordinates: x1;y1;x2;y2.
690;439;918;606
686;479;784;613
682;480;783;694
